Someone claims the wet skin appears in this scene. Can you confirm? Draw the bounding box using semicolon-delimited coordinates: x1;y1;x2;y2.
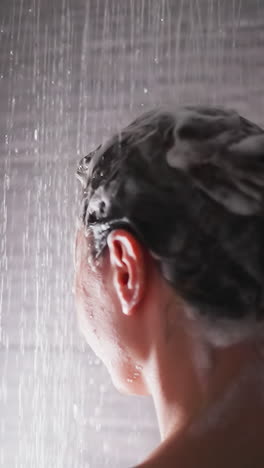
74;227;264;468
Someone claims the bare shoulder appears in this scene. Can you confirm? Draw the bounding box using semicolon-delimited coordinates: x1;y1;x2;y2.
131;407;264;468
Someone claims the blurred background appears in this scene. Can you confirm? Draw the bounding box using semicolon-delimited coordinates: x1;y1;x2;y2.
0;0;264;466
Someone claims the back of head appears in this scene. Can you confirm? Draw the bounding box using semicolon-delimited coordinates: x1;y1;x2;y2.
76;105;264;346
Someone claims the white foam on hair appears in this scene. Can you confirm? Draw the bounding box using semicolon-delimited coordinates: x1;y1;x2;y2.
184;301;264;348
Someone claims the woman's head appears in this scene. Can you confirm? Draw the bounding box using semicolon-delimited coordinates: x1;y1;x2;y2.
74;223;183;395
74;105;264;392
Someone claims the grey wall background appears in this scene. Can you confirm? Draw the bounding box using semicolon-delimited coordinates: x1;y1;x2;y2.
0;0;264;467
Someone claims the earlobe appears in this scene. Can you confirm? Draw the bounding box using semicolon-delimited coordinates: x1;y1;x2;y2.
107;230;146;316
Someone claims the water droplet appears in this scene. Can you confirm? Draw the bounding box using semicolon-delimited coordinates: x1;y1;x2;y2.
89;416;95;425
4;174;10;190
73;403;78;419
103;442;110;453
95;422;101;432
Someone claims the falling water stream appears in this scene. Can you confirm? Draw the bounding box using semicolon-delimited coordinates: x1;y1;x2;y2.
0;1;264;467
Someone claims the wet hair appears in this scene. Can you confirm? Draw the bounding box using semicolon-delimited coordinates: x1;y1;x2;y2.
76;105;264;344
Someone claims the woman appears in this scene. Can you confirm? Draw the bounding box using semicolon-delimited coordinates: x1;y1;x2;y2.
74;105;264;467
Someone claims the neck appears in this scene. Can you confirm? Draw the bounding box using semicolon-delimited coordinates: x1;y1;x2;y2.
146;330;264;441
142;338;264;468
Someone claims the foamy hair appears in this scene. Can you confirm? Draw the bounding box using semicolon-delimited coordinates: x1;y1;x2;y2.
184;302;264;347
76;105;264;345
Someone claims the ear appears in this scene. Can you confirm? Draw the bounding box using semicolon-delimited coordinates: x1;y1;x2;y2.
107;229;146;316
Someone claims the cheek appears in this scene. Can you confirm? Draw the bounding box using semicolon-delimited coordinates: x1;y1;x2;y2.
74;266;112;351
74;271;147;394
75;288;104;358
75;273;98;326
